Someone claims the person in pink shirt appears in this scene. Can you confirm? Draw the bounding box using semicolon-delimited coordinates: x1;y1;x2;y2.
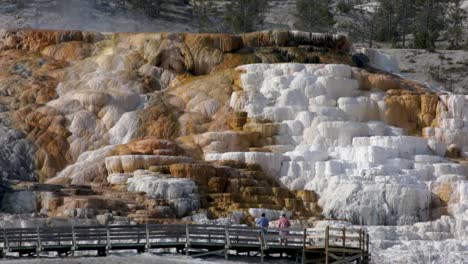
278;213;291;246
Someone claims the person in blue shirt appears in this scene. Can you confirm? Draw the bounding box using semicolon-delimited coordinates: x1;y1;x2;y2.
256;213;269;229
256;213;270;249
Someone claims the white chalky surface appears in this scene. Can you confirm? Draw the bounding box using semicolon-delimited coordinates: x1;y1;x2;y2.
204;63;468;263
126;170;200;218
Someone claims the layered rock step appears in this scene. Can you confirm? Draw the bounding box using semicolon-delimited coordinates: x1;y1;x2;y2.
102;138;321;224
36;181;192;224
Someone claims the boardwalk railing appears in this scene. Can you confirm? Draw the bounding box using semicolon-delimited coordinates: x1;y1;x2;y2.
0;224;370;263
303;226;370;264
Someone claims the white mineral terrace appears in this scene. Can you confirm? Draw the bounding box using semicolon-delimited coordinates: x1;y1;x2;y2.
204;63;468;263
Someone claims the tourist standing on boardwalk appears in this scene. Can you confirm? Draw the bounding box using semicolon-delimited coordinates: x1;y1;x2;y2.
256;213;270;248
256;213;270;230
278;214;291;245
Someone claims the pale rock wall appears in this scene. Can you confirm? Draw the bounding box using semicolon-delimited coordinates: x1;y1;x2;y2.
105;155;193;174
0;191;37;214
205;152;283;177
47;47;149;162
249;208;292;221
207;63;468;262
127;171;200;218
424;94;468;151
224;63;448;226
356;48;400;73
0;123;37;181
48;145;116;185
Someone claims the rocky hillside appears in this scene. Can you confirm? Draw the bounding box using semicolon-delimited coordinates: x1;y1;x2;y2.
0;29;351;225
0;0;194;32
0;29;467;263
379;49;468;94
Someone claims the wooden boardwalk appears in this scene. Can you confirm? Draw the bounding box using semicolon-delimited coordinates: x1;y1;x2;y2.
0;224;370;263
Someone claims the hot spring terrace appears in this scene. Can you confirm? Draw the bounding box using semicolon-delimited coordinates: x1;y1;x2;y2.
0;224;370;264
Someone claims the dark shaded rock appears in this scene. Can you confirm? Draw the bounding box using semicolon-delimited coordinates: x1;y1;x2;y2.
352;52;370;68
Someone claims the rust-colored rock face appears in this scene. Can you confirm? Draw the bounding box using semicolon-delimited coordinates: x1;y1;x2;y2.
164;161;319;221
384;90;439;135
353;69;400;91
352;68;429;93
42;41;94;62
226;112;248;130
0;30;103;52
115;138;182;156
0;47;71;182
0;49;65;109
136;97;181;140
351;67;441;135
12;106;71;181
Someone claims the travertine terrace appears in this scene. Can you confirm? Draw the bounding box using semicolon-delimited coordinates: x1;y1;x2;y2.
0;29;466;262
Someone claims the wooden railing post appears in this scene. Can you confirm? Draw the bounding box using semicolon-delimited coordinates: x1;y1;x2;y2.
342;227;346;260
359;229;363;263
224;224;230;260
19;230;22;247
260;230;264;264
365;233;370;263
105;225;111;256
325;226;329;264
185;224;190;256
71;224;76;256
176;225;180;243
97;226;101;245
2;228;8;257
145;223;150;252
301;228;307;264
363;231;367;263
36;227;42;257
136;226;140;244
